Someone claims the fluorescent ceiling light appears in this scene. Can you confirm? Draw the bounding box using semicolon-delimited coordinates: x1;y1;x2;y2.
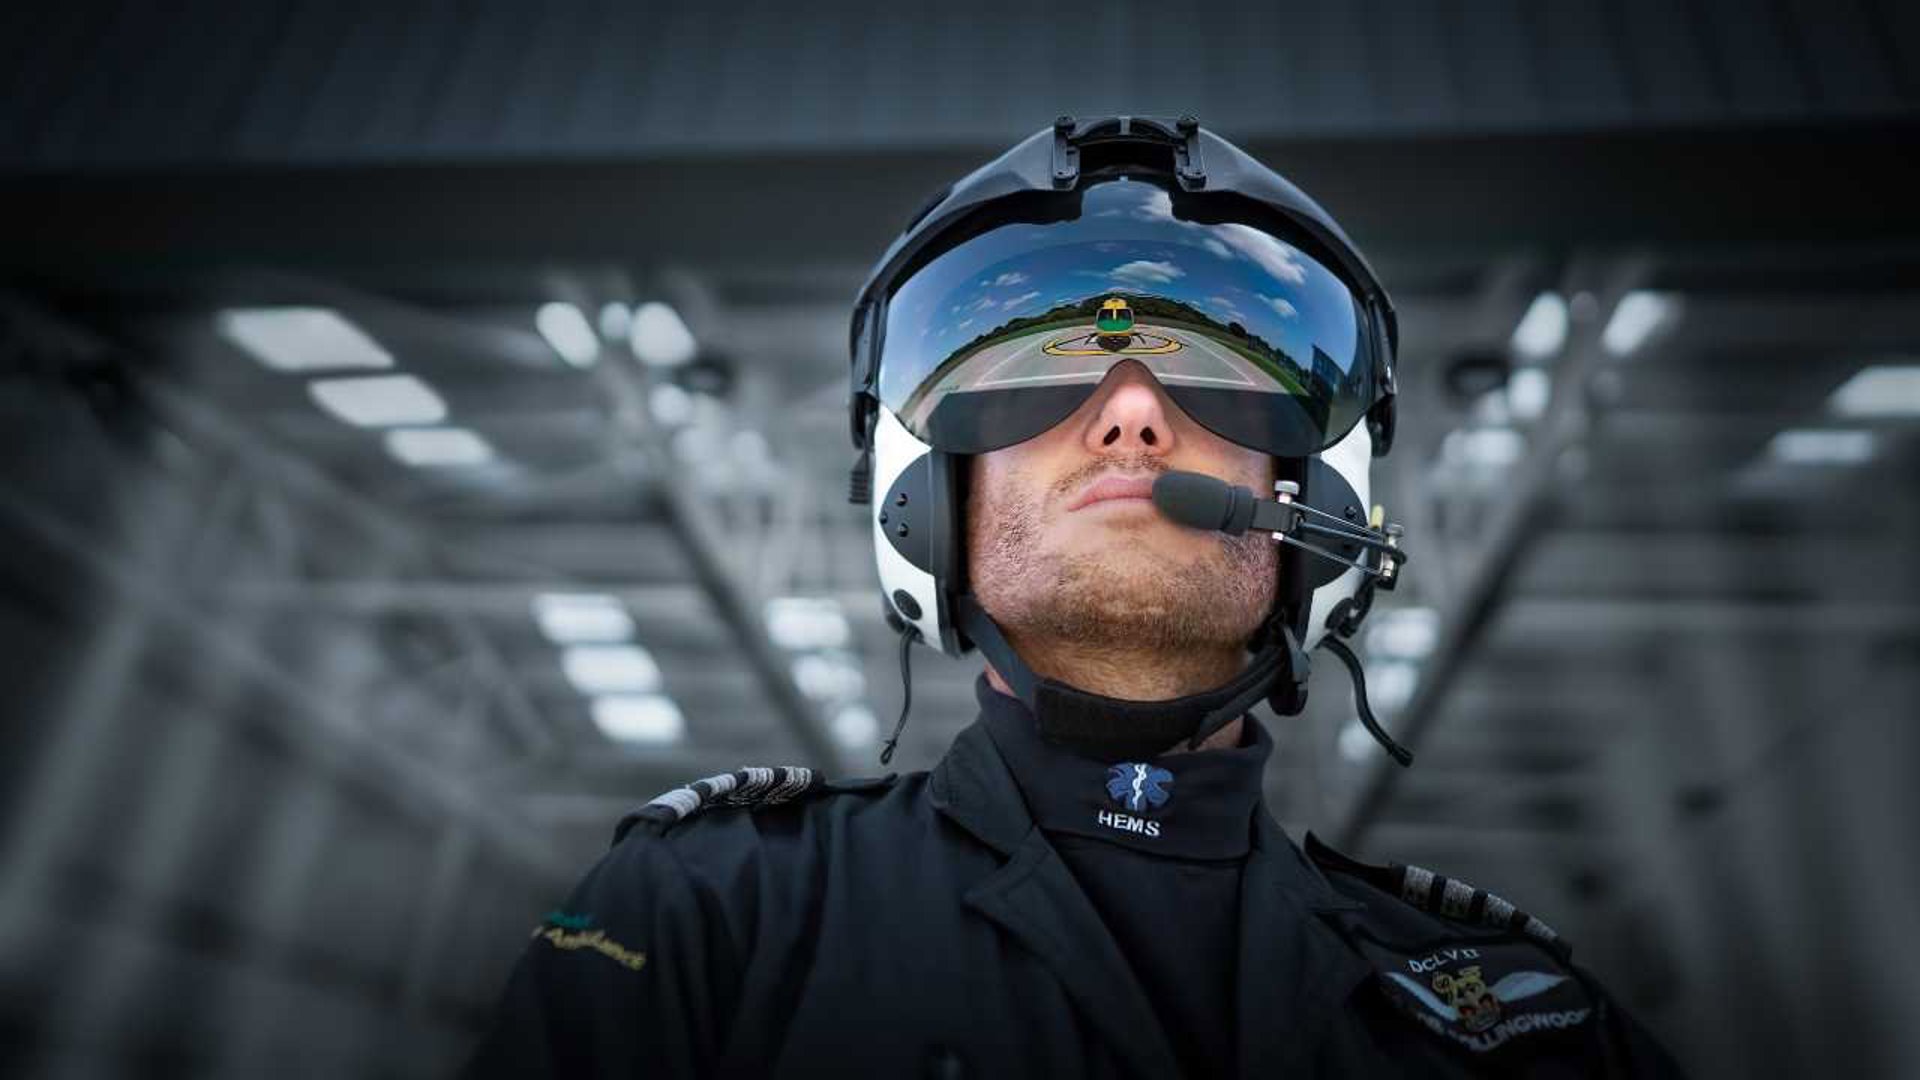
215;307;393;372
383;427;493;467
1768;428;1876;466
1601;291;1676;356
535;301;600;368
731;429;771;467
1338;720;1377;764
791;652;865;702
830;704;879;750
562;644;662;694
1473;388;1511;427
1369;660;1419;714
1443;427;1525;469
598;302;632;342
1338;708;1408;763
308;374;447;427
649;383;694;426
1507;367;1552;422
629;301;697;367
671;426;724;471
1828;364;1920;417
1366;607;1440;661
591;694;685;744
765;597;852;651
1510;293;1567;361
532;593;634;644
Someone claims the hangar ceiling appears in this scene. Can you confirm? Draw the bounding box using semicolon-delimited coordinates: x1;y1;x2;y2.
2;3;1917;1076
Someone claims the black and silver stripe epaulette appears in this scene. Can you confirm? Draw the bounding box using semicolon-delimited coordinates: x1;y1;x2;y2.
1304;832;1564;954
614;766;822;843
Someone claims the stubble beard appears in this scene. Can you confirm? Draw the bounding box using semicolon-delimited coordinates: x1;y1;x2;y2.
967;455;1278;655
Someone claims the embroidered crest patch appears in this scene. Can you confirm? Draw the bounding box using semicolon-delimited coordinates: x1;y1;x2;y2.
1358;937;1594;1054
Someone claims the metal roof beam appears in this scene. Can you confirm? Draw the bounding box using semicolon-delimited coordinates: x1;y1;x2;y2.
1334;257;1651;849
583;337;851;776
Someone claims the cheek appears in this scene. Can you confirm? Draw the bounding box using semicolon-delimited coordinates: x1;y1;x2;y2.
1175;414;1274;487
971;448;1057;515
1235;452;1272;486
966;452;1028;540
1198;446;1276;493
967;454;1008;521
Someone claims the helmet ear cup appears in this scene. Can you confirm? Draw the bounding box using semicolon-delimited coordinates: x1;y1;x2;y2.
1301;457;1367;591
878;453;933;573
1300;420;1376;652
871;406;950;650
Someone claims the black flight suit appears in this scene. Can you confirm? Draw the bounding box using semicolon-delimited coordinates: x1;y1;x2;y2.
467;675;1683;1077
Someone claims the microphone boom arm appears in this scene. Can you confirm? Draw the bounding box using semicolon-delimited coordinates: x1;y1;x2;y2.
1151;470;1408;581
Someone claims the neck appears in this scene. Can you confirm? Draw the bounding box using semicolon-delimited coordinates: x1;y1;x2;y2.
983;653;1248;755
1000;629;1248;700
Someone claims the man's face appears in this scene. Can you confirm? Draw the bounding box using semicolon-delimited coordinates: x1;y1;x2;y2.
966;360;1279;653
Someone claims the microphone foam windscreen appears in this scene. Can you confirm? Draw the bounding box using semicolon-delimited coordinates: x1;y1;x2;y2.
1151;471;1252;534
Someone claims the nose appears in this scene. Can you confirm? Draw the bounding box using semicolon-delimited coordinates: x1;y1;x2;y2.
1083;362;1177;455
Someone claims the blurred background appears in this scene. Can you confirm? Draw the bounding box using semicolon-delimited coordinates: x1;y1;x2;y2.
1;2;1916;1076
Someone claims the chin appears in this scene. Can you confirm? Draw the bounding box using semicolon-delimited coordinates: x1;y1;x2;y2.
1053;533;1206;572
1057;514;1203;549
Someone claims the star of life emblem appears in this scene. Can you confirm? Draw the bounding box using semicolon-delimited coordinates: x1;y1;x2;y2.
1104;762;1173;812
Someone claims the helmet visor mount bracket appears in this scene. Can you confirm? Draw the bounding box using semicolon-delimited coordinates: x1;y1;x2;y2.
1051;114;1209;191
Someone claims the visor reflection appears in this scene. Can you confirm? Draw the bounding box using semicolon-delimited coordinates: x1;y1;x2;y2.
880;180;1372;455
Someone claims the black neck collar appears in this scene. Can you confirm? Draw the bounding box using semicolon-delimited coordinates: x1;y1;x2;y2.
974;674;1272;860
1027;669;1264;761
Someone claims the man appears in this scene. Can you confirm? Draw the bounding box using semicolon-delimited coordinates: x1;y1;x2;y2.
467;118;1681;1077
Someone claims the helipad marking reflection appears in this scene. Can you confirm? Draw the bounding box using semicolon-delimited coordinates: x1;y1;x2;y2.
959;324;1263;392
1041;330;1184;357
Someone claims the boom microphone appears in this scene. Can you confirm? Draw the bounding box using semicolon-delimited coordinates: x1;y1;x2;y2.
1151;470;1408;580
1151;471;1297;536
1152;469;1416;767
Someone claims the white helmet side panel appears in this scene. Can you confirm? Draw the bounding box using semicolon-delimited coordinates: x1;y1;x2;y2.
1302;420;1374;651
871;405;948;650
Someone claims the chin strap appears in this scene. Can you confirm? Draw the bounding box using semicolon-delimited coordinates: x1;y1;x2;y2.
954;594;1040;706
1185;620;1308;750
908;587;1410;768
952;594;1308;755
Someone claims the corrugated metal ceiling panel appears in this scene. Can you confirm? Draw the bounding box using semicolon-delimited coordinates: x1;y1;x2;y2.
2;0;1915;171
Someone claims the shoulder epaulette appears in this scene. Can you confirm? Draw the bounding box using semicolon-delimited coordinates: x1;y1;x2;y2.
1304;832;1564;952
614;766;894;844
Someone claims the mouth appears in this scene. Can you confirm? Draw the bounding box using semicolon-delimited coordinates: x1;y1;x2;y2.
1067;472;1160;512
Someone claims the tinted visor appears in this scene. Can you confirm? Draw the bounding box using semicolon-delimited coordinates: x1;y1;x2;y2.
877;179;1376;457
